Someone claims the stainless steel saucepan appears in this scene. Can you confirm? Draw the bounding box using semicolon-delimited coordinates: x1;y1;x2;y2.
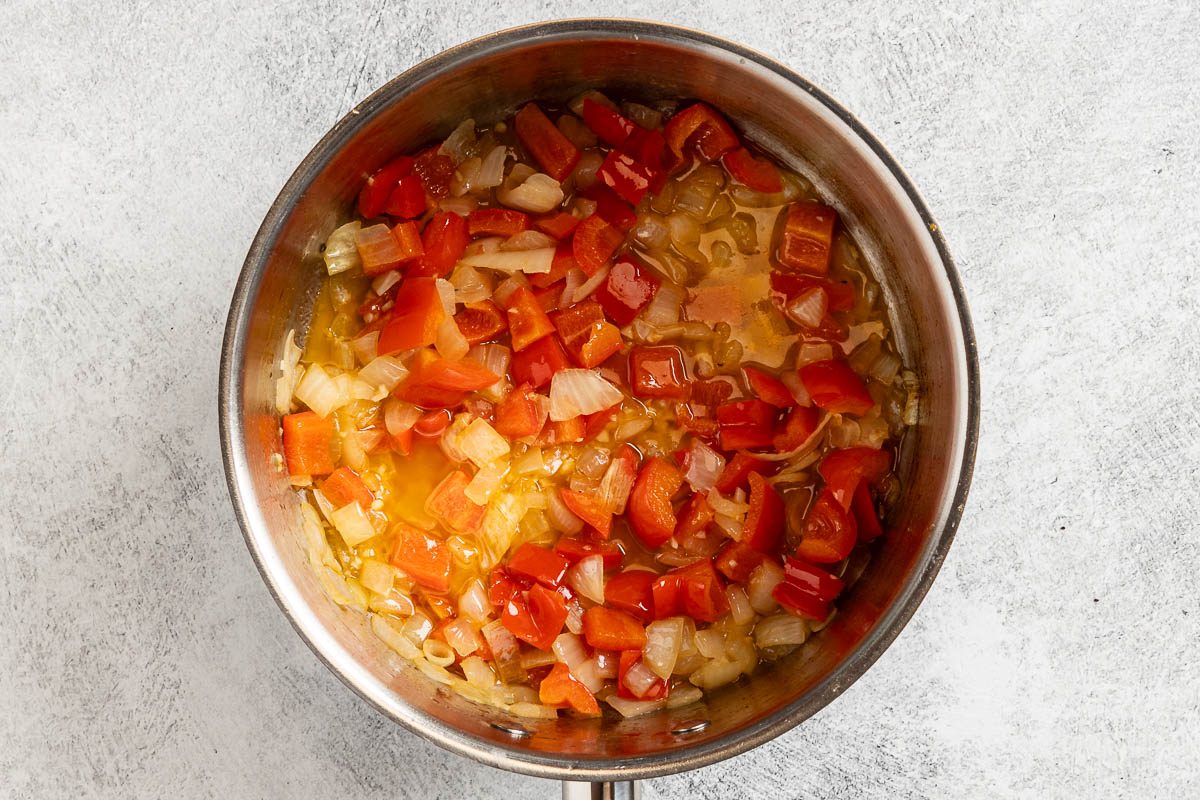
219;19;978;799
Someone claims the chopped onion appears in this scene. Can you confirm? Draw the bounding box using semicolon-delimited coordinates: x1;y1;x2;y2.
359;559;395;595
632;212;670;251
323;221;362;275
401;611;434;646
461;655;496;689
569;89;617;116
576;445;611;481
458;578;491;623
607;695;666;718
450;264;493;304
797;342;835;366
509;702;559;719
666;683;704;709
728;174;803;207
779;370;812;406
464;236;504;257
367;587;415;618
546;489;585;535
565;598;584;635
479;494;526;567
433;278;456;317
573;150;604;190
667;211;703;246
521;648;558;670
593;650;619;679
572;658;606;693
683;439;725;493
499;173;564;213
694;628;725;659
459;248;554;275
642;281;683;326
423;639;456;667
622;101;662;129
548;369;623;421
350;331;380;366
643;618;684;679
358;355;408;391
689;658;743;690
567;555;606;604
786;288;828;328
438;414;473;463
293;363;344;418
443;618;483;658
755;614;808;648
465;461;508;505
384;398;421;437
371;615;421;660
329;502;375;546
552;632;588;670
476;145;508;189
727;586;756;626
491;273;529;306
275;329;303;415
439;118;476;164
466;344;511;393
558;114;598;149
481;619;526;684
707;490;749;520
513;447;546;475
439;195;477;216
571;264;612;305
748;560;785;614
435;316;470;361
870;350;902;384
501;230;556;251
452;156;480;196
458;418;510;467
615;417;652;440
622;658;660;698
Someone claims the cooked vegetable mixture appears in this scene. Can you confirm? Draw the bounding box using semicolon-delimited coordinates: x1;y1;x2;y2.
276;92;918;719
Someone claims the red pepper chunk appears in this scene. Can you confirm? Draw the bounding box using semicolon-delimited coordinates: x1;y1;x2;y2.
409;211;468;278
540;662;601;715
319;466;374;509
674;493;715;541
795;489;857;564
572;214;625;276
467;208;529;237
714;540;767;583
492;383;548;439
773;405;821;452
617;650;669;700
781;556;845;604
799;359;874;416
595;257;660;326
716;399;778;451
384;175;427;219
510;335;571;389
715;452;775;494
358;155;414;219
664;102;740;161
354;224;409;277
604;570;656;622
389;523;452;593
554;536;625;570
671;559;729;623
852;482;884;542
597;150;658;206
507;543;570;588
742;365;795;408
620;127;670;179
628;457;683;549
650;573;683;619
579;185;638;232
629;345;689;400
552;301;623;368
581;98;636;147
770;273;856;312
722;147;784;193
503;583;569;651
281;411;336;477
505;287;556;351
395;351;500;408
817;446;892;510
777;202;838;275
741;472;784;554
413;408;452;437
454;300;508;345
560;488;614;538
533;211;581;240
425;469;486;533
582;606;646;650
514;103;581;182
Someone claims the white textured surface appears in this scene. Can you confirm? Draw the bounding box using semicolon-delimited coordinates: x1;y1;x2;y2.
2;1;1198;797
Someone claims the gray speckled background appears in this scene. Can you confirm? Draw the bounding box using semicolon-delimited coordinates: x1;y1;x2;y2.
2;1;1197;797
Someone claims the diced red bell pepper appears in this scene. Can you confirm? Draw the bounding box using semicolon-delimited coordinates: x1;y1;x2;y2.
777;202;838;275
852;481;884;541
492;383;548;439
716;399;778;451
818;446;892;510
620;127;669;178
384;175;427;219
743;365;794;408
597;150;658;206
582;606;646;650
675;403;720;439
319;466;374;509
377;279;446;354
741;472;784;554
505;286;556;351
413;149;455;197
604;570;656;622
773;580;832;621
389;522;452;593
770;273;856;312
454;300;508;344
579;184;638;232
560;488;613;538
514;103;581;181
629;345;689;400
628;457;683;549
773;405;821;452
488;567;523;608
467;208;530;238
722;147;783;193
664;102;740;161
674;493;715;541
689;379;735;409
595;257;660;326
409;211;469;278
552;301;623;368
551;416;586;445
533;283;564;314
583;405;620;442
281;411;336;477
715;452;775;494
529;240;576;289
671;559;729;623
799;359;874;416
572;214;625;277
413;408;452;437
650;572;683;619
554;536;625;570
426;469;486;533
714;540;768;583
776;556;844;618
507;543;570;588
533;211;581;240
539;662;601;715
502;582;569;651
796;489;857;564
396;351;500;408
391;220;425;264
617;650;669;700
355;224;408;277
510;335;570;389
581;98;636;147
358;156;414;219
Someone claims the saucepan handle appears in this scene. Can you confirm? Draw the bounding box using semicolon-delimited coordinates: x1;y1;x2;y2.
561;780;640;800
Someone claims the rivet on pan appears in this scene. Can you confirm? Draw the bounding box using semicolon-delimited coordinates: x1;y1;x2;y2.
670;719;710;736
491;721;531;738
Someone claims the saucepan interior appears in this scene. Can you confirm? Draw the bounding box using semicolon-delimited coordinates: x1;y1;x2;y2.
219;19;977;781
